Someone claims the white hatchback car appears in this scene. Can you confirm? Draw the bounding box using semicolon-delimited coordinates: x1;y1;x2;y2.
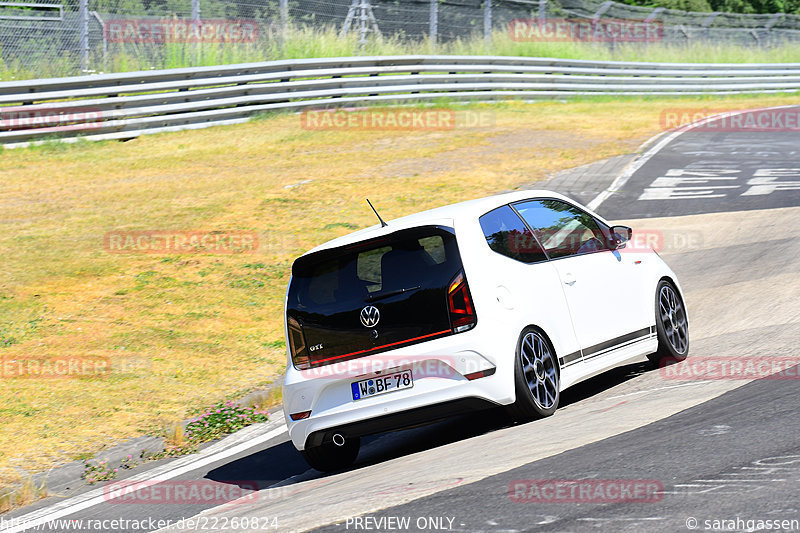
283;191;689;471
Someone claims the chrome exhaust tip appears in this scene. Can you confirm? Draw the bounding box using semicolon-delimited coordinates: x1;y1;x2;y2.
332;433;346;447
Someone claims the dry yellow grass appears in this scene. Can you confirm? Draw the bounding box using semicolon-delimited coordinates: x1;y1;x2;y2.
0;95;796;487
0;475;46;513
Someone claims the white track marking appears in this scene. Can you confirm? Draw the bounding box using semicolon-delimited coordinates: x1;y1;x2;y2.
587;129;685;212
586;105;799;212
0;420;288;533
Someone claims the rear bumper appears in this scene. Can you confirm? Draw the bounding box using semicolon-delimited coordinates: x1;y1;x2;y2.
304;397;498;448
283;328;513;450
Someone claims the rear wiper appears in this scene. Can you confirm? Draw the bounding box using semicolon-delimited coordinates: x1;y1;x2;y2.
366;285;421;302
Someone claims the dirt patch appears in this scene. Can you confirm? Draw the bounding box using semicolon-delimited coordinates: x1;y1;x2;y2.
374;130;603;179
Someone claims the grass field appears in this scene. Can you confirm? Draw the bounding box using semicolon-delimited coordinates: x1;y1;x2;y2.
4;26;800;80
0;94;797;491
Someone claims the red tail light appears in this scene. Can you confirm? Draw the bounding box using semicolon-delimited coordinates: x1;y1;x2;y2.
448;271;477;333
465;368;496;380
287;316;310;369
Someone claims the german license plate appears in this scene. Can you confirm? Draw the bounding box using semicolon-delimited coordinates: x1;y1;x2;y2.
351;370;413;401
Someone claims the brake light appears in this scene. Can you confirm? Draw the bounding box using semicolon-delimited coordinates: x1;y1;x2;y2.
448;271;476;333
290;410;311;421
287;316;310;369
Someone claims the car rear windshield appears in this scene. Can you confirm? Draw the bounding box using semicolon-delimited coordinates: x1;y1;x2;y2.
289;226;462;313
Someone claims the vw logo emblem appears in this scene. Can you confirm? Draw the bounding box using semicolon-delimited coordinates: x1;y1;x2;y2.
360;305;380;328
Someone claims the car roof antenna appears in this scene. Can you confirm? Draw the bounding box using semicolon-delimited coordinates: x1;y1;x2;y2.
366;198;388;228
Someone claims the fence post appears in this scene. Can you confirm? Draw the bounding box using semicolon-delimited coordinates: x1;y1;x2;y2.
280;0;289;36
359;0;368;44
91;11;107;72
538;0;547;22
764;12;784;47
591;1;613;38
701;12;719;41
484;0;492;42
79;0;88;72
644;6;664;22
191;0;200;21
429;0;438;46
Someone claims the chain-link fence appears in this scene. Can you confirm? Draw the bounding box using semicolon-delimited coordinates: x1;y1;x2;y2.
1;0;800;77
558;0;800;46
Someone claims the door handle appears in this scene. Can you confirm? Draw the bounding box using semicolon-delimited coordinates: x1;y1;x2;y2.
563;273;576;286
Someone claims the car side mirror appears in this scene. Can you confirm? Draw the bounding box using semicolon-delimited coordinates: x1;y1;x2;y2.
608;225;633;250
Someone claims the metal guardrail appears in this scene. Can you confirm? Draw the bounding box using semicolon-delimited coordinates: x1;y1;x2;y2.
2;55;799;147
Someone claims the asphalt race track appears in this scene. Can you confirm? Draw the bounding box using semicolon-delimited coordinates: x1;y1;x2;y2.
601;105;800;218
317;374;800;533
3;107;799;533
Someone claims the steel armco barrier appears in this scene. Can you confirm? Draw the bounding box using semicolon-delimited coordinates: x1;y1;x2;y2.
2;55;799;147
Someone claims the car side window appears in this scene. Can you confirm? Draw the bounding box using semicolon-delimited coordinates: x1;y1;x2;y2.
479;205;548;263
514;199;607;259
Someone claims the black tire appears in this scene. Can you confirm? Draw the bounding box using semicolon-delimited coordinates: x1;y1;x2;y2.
301;436;360;473
506;327;560;422
648;279;689;366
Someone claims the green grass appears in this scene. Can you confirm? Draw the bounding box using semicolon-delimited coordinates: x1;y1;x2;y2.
2;25;800;81
1;95;798;489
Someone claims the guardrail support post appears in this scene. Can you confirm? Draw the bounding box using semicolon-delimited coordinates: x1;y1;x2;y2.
191;0;200;21
539;0;547;21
